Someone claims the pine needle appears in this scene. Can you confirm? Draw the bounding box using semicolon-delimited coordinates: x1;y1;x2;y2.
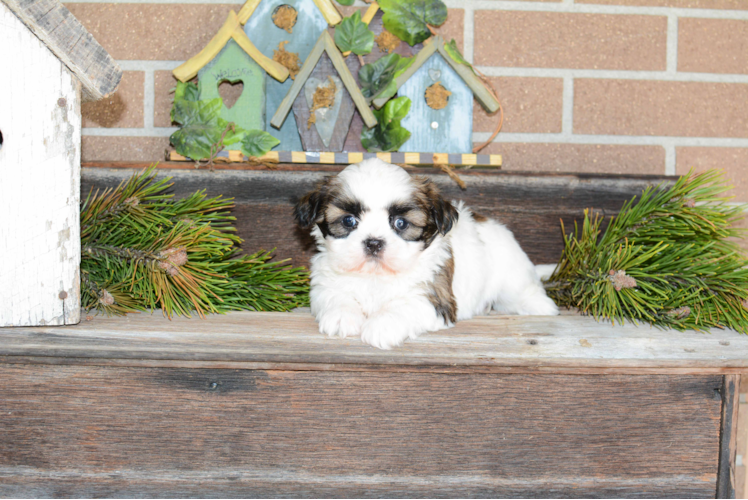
81;166;309;317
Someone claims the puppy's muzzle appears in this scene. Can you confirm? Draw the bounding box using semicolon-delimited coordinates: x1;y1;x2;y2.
363;238;385;256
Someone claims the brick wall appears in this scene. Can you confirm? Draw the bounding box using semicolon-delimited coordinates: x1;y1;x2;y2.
70;0;747;195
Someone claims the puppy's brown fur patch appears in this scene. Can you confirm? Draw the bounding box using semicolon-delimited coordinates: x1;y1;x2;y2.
411;176;459;246
471;211;488;222
425;249;457;324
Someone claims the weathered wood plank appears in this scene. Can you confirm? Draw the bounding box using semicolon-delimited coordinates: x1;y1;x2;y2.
718;374;741;498
1;312;747;372
0;366;724;497
81;166;670;267
2;0;121;100
1;3;81;326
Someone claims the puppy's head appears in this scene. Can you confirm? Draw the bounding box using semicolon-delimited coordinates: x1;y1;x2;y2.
294;159;458;274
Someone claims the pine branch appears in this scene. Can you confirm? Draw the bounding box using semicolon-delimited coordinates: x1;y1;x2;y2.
547;169;748;333
81;166;309;317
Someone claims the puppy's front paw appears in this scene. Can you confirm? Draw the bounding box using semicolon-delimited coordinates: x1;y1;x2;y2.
360;314;410;350
317;307;366;338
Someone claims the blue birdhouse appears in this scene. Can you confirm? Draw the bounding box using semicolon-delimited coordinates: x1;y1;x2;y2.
372;37;500;154
240;0;342;151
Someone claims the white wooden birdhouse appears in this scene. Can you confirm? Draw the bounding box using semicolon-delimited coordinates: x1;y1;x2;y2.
239;0;342;151
372;37;500;154
0;0;122;327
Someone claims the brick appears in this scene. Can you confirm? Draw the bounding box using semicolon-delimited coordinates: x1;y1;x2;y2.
65;3;237;60
81;136;170;163
676;147;748;201
154;71;178;128
82;72;143;128
576;0;748;8
678;18;748;75
476;142;665;174
473;77;563;133
574;80;748;138
474;12;667;71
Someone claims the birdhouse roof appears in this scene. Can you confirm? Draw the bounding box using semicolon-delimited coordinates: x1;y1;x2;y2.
172;10;290;83
270;31;377;130
372;36;500;113
237;0;342;26
2;0;122;101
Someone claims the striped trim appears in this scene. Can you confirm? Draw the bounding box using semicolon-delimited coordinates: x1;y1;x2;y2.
169;150;502;167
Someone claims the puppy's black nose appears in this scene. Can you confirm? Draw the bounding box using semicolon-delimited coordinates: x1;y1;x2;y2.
363;238;385;256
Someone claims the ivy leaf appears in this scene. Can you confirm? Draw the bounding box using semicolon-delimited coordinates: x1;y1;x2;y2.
334;11;375;55
359;53;402;98
335;0;354;5
371;55;414;105
444;39;474;72
241;130;281;157
171;81;200;122
361;96;411;152
378;0;447;46
170;98;227;160
383;94;411;122
171;119;229;161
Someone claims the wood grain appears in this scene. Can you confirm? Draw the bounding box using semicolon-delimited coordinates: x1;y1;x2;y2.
1;3;81;326
81;166;670;267
718;374;741;498
0;366;724;497
2;0;121;101
1;311;748;372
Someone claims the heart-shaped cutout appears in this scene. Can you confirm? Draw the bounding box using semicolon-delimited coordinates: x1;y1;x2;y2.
218;80;244;110
428;68;441;82
304;76;343;148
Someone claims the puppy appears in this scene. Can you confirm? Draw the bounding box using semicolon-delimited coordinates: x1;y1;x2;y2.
294;159;559;349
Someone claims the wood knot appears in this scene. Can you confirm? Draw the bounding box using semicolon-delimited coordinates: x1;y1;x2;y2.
526;339;538;345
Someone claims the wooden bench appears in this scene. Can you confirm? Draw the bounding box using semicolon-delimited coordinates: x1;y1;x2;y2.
0;164;744;497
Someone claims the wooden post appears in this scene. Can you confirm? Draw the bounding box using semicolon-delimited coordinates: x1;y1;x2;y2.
0;2;81;326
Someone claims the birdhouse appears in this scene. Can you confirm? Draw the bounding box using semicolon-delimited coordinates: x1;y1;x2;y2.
172;10;289;133
239;0;342;151
0;0;121;326
271;31;377;152
372;37;500;154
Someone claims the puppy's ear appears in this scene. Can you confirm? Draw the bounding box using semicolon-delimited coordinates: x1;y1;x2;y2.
432;198;459;236
414;176;460;237
294;177;333;228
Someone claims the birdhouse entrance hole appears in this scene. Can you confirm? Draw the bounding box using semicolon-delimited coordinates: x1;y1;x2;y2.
425;82;451;110
218;80;244;110
272;5;297;33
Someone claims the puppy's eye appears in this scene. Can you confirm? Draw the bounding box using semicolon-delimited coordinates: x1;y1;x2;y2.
394;218;409;231
342;215;358;229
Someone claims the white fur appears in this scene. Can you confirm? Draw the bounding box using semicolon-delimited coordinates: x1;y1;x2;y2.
307;159;559;349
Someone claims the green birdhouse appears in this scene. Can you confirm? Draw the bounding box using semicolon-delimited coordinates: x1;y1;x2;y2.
173;10;290;133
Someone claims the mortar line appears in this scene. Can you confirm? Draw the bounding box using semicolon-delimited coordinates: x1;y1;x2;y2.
462;4;475;64
65;0;748;20
143;69;155;129
470;132;748;148
666;15;678;74
665;143;676;175
562;77;574;136
476;67;748;83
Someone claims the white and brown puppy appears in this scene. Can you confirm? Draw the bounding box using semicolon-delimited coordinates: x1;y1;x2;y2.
294;159;558;349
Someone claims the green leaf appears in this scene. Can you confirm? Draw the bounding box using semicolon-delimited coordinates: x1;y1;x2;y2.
170;119;229;161
334;11;375;55
383;94;411;122
171;98;222;127
335;0;354;5
371;56;415;105
444;39;474;72
171;81;200;122
361;96;411;152
240;130;281;157
378;0;447;46
359;53;402;98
